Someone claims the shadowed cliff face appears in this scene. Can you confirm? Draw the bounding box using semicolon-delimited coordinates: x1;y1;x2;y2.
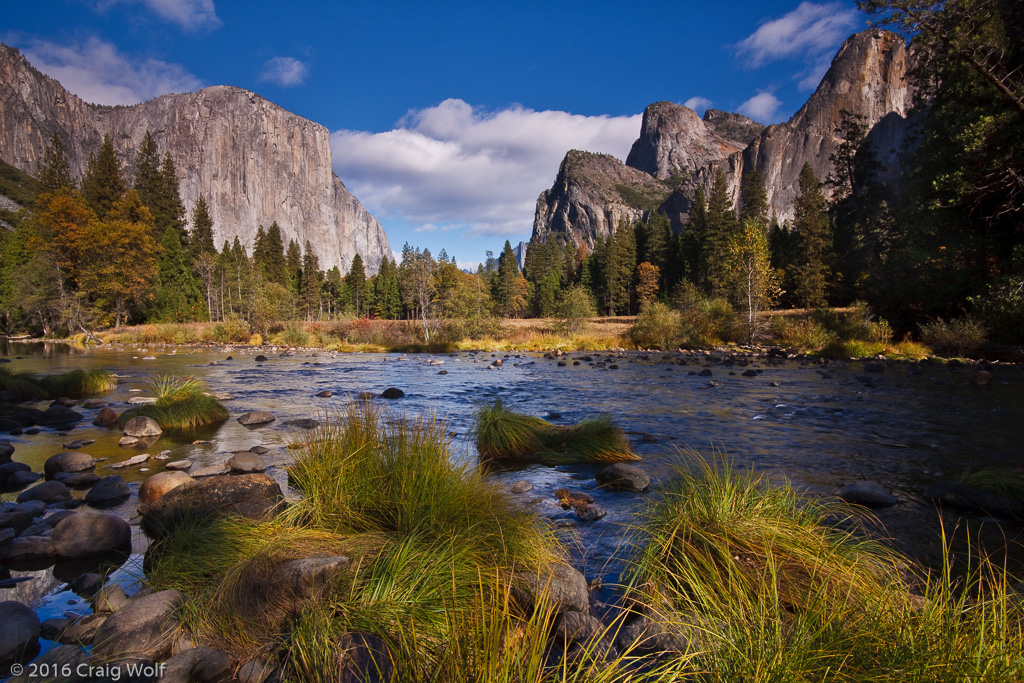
532;29;915;243
0;45;390;274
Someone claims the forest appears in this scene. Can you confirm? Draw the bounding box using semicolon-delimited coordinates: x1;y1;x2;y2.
0;0;1020;351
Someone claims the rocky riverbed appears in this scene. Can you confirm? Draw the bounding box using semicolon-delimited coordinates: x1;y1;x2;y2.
1;343;1022;679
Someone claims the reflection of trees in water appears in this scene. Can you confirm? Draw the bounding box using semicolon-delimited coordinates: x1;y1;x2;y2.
0;339;84;356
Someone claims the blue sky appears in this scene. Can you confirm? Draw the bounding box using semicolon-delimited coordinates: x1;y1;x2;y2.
4;0;866;268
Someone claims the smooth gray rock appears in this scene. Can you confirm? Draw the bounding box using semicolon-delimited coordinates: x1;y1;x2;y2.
85;475;131;508
94;584;131;613
0;600;40;661
510;480;533;494
237;411;274;426
141;473;284;539
159;645;233;683
164;459;193;471
91;590;184;662
122;416;162;437
512;562;589;615
54;472;101;489
57;612;107;645
138;471;194;511
51;512;132;559
840;481;897;508
228;451;267;474
553;610;604;645
93;407;119;426
5;535;56;564
595;463;651;493
575;503;607;522
16;480;72;504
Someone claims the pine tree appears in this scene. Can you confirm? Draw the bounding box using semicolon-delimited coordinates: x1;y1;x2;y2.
152;153;186;243
492;240;523;317
346;253;367;316
704;168;739;297
286;238;303;295
189;194;216;258
133;131;161;210
739;168;770;227
154;228;204;322
39;133;74;192
792;163;832;308
81;134;125;220
302;241;322;320
680;185;708;287
254;222;288;286
373;258;401;319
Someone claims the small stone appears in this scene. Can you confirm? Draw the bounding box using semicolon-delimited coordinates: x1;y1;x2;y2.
510;480;533;494
122;415;162;437
238;411;275;426
165;459;193;470
119;436;139;447
84;475;131;508
839;481;897;508
93;407;119;426
315;390;332;398
17;480;72;504
228;451;267;474
596;463;651;493
575;503;606;522
108;453;150;469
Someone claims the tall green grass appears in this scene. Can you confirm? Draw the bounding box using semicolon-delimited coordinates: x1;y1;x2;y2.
624;452;1024;681
474;399;640;464
117;375;228;431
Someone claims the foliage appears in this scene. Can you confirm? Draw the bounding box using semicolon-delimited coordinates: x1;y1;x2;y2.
79;217;159;327
631;301;681;349
80;134;125;220
553;284;596;336
212;313;251;342
725;218;782;343
919;317;988;356
792;163;833;308
473;398;640;465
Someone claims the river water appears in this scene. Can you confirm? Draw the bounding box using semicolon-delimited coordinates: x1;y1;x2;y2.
2;342;1023;645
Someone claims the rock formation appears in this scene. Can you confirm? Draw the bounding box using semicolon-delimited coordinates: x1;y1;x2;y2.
532;29;915;244
0;44;390;273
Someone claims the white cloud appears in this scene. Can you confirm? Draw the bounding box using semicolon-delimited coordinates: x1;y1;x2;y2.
735;2;858;90
738;92;783;123
98;0;221;31
21;37;202;106
414;223;438;233
258;56;309;88
684;96;713;114
331;99;641;241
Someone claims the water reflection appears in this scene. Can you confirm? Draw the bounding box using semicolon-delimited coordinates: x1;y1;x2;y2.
0;339;87;357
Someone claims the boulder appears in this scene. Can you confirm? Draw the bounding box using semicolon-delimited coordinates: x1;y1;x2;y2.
575;503;607;522
92;407;119;426
380;387;404;399
14;500;46;517
35;405;83;427
0;601;40;662
16;480;72;504
839;481;897;508
228;451;267;473
512;562;589;615
236;659;277;683
4;470;41;489
5;536;56;565
51;512;132;559
238;411;275;426
91;590;184;663
510;480;533;494
138;472;194;511
44;451;97;479
554;610;605;646
615;614;691;655
93;584;130;613
84;475;131;509
0;440;13;464
924;481;1024;520
159;646;233;683
122;416;162;438
596;463;651;493
333;632;395;682
54;472;101;489
0;511;34;535
141;473;284;538
83;399;107;409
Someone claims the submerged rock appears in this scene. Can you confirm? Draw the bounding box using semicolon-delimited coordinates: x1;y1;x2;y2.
380;387;405;399
596;463;651;493
238;410;275;426
924;481;1024;520
840;481;897;508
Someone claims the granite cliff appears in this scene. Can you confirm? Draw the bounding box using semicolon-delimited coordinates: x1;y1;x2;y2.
0;44;390;274
532;30;915;244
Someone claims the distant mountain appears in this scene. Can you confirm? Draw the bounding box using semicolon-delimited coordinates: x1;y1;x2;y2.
0;44;391;274
532;30;915;246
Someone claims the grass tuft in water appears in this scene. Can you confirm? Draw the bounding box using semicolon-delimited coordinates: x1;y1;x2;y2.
38;368;118;398
474;399;640;465
117;374;228;431
0;365;49;399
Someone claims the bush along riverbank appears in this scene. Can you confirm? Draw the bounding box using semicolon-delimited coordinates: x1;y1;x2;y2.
2;398;1020;681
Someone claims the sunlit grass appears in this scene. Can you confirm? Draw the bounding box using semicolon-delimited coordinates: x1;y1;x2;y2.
474;399;640;465
117;375;228;431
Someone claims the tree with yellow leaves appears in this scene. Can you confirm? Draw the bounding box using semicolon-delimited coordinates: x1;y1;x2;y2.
726;218;782;344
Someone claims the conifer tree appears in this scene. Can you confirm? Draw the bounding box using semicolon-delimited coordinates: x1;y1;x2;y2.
39;133;74;192
286;238;303;294
373;258;401;319
189;194;216;258
152;153;186;243
739;168;770;227
302;241;322;320
254;222;288;286
81;134;125;220
133;131;161;209
680;185;708;287
704;168;739;297
154;228;203;321
346;253;367;316
792;163;832;308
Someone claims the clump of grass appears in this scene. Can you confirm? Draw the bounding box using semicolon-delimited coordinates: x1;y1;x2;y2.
959;467;1024;503
817;338;888;359
625;452;1024;680
474;399;640;465
38;368;118;398
118;375;228;432
920;317;988;357
0;365;49;400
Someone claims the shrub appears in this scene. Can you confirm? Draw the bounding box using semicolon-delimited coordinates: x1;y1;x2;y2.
631;301;681;349
919;317;987;357
213;314;251;343
554;285;597;336
774;316;837;349
277;323;310;348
